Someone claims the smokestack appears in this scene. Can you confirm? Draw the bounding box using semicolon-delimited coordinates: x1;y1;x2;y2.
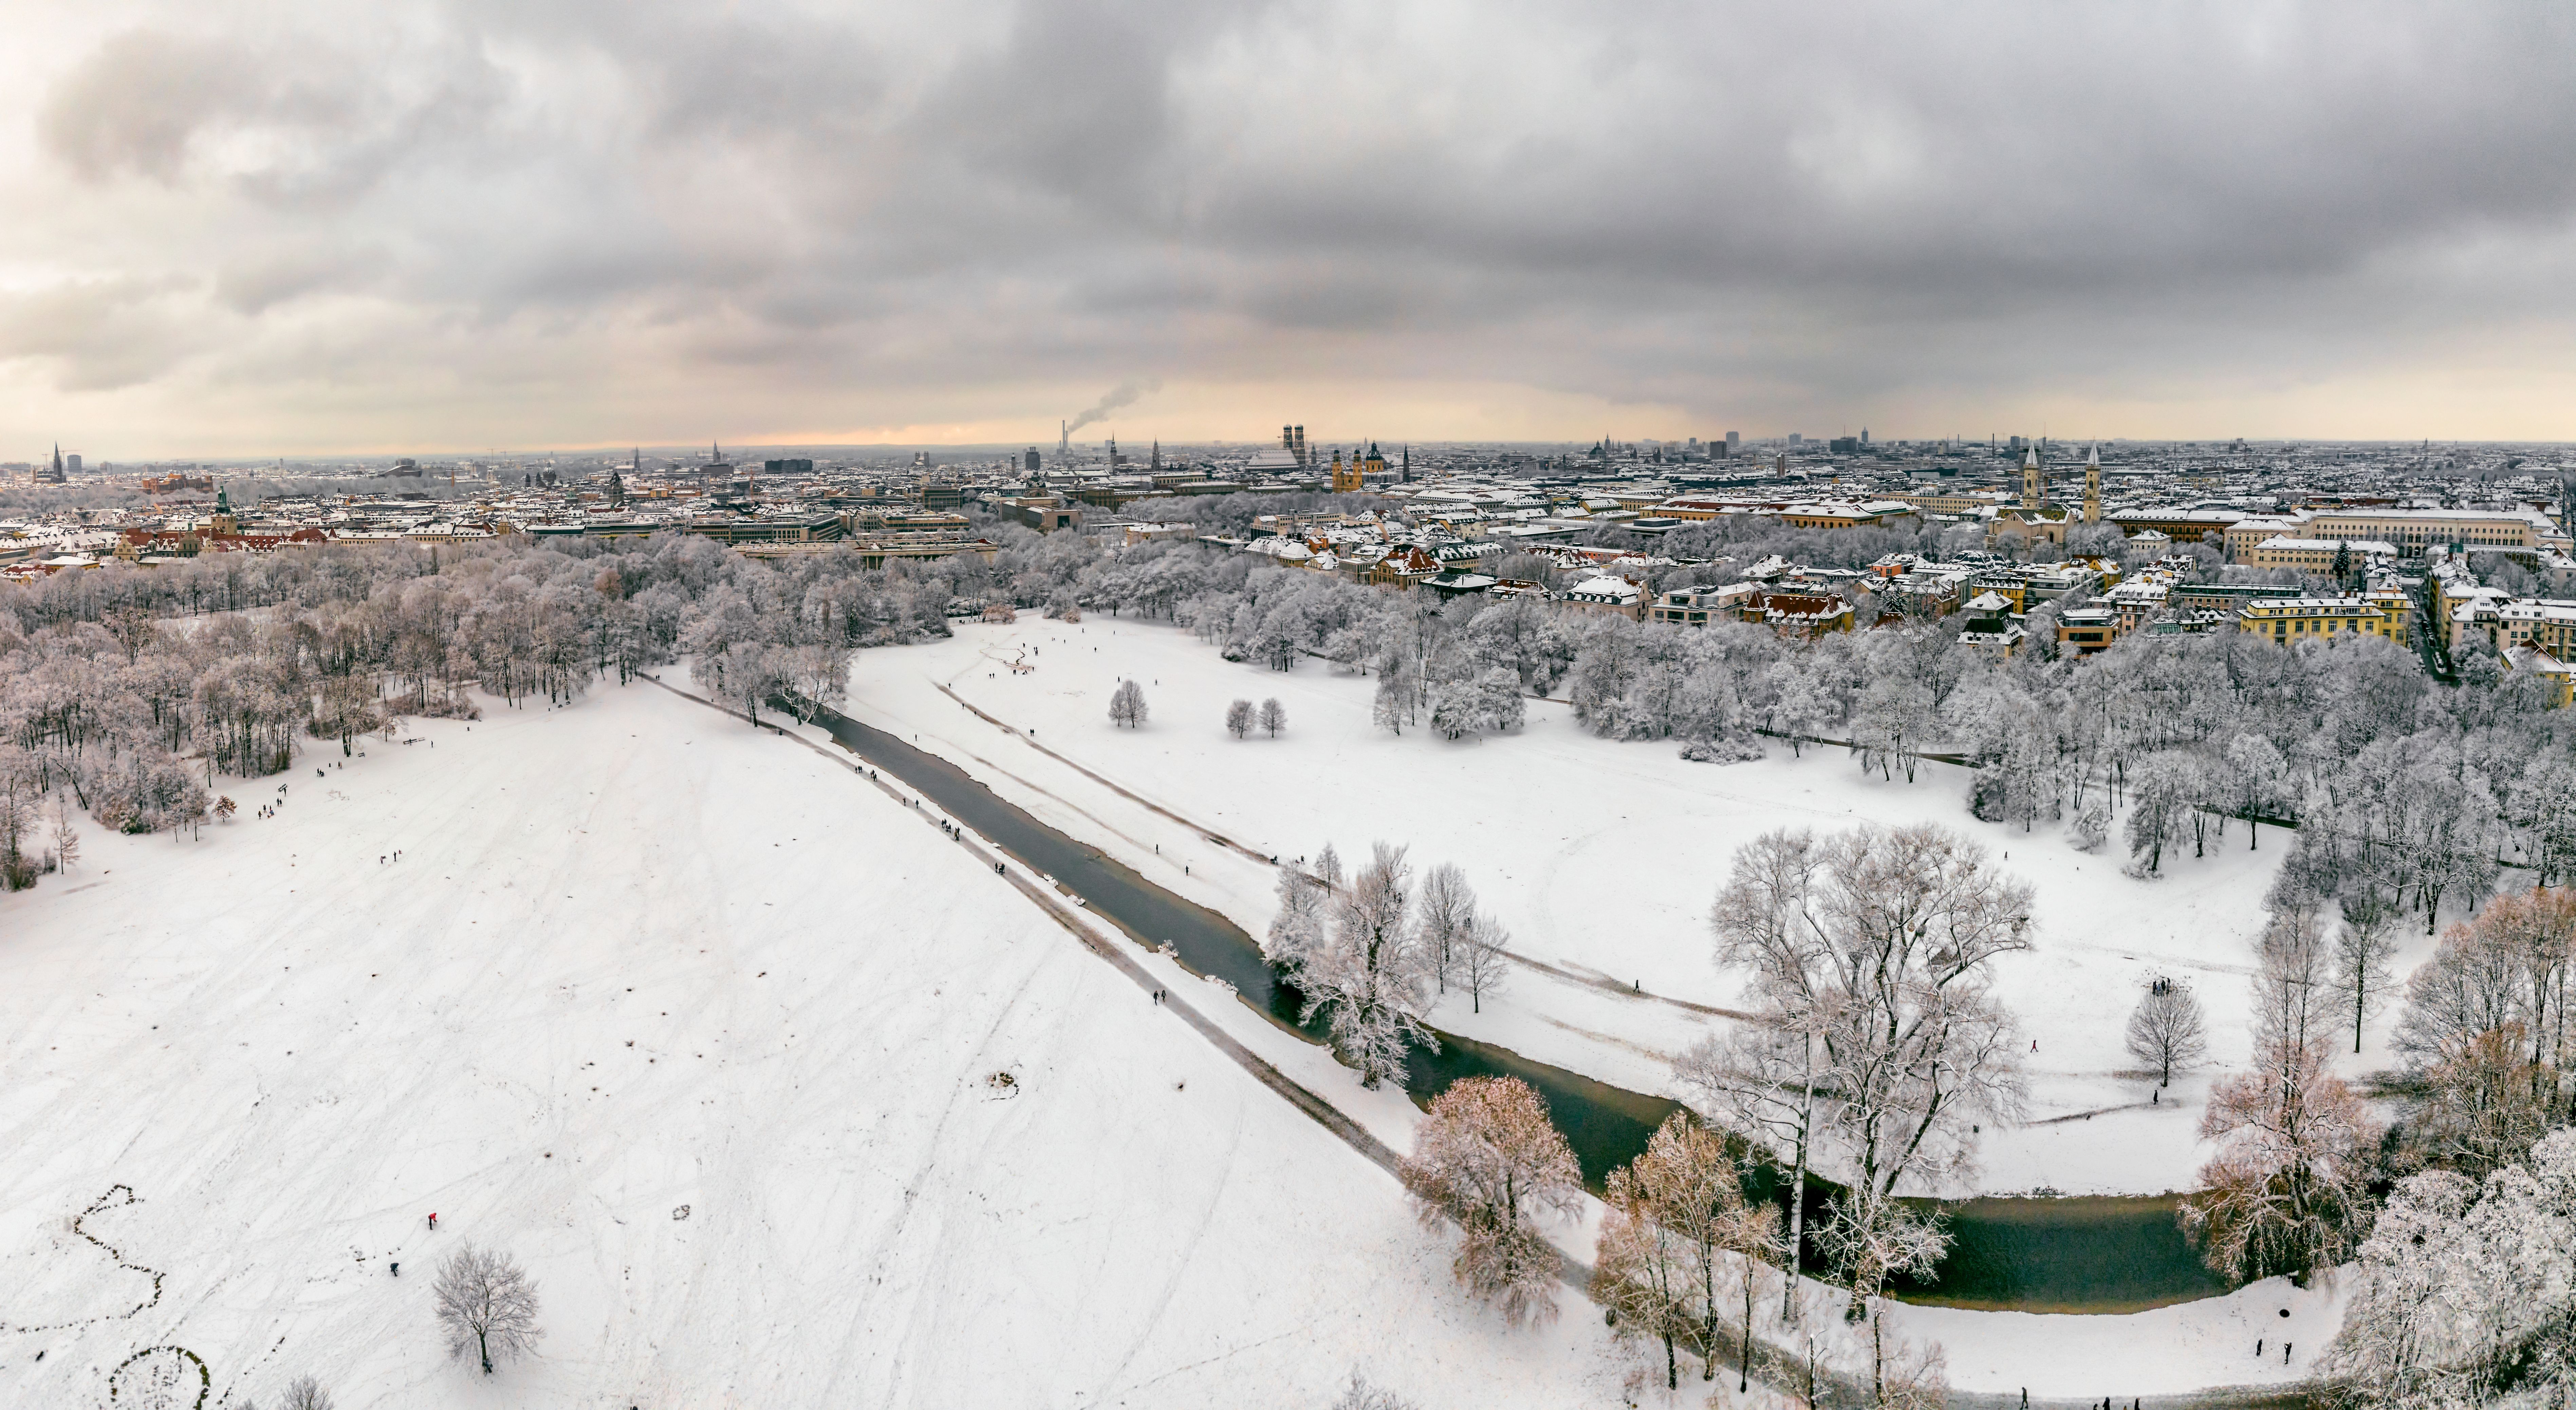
1059;420;1069;455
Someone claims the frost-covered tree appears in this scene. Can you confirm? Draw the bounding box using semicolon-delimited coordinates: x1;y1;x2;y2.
276;1375;334;1410
2414;1024;2552;1177
433;1243;543;1375
1371;670;1407;736
1225;698;1254;738
2331;886;2401;1055
1296;843;1437;1088
2067;797;2110;853
1816;1198;1950;1403
1399;1075;1582;1326
1595;1112;1781;1391
2223;732;2287;849
1265;863;1330;965
1459;910;1510;1014
1850;676;1933;783
1703;825;2030;1317
1259;697;1286;737
1996;728;2059;832
2186;913;2380;1281
2323;1130;2576;1410
2124;753;2192;876
1675;1016;1820;1325
2392;887;2576;1166
1109;679;1148;729
1414;862;1474;992
1327;1371;1419;1410
1594;1139;1702;1390
2125;978;2209;1086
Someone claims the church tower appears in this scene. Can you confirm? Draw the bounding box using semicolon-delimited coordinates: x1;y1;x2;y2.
211;485;238;536
1331;449;1361;494
2020;446;2044;509
2083;445;2101;524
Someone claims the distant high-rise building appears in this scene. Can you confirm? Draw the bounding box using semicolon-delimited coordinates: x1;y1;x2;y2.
1024;447;1041;475
1859;428;1869;446
1787;433;1803;447
1725;431;1740;452
64;452;81;475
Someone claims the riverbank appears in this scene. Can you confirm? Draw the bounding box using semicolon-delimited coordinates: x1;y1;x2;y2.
838;616;2432;1203
757;655;2356;1392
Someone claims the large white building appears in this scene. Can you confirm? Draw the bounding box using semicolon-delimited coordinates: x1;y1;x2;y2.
2223;507;2564;562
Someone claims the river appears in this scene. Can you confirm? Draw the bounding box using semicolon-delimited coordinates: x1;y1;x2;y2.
813;707;2229;1314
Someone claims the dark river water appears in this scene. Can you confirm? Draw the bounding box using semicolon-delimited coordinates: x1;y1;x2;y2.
814;707;2229;1313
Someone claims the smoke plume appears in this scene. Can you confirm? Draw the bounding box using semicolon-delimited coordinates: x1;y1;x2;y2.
1065;377;1160;435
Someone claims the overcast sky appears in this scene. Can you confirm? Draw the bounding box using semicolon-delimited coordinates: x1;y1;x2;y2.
5;0;2576;457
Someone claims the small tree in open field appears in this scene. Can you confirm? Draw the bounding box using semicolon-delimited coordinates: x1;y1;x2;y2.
1109;679;1148;729
433;1242;543;1375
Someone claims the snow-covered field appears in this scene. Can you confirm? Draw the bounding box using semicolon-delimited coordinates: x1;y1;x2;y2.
842;617;2443;1201
0;683;1643;1409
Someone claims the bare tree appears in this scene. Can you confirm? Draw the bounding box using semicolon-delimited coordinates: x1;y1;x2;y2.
1109;679;1148;729
1676;1017;1819;1325
2185;914;2382;1282
1415;862;1474;993
1265;863;1330;965
1296;843;1437;1088
1718;1170;1790;1393
2414;1023;2551;1175
2331;886;2401;1055
1225;698;1254;738
1595;1141;1702;1390
1328;1372;1419;1410
1399;1075;1582;1325
1458;910;1510;1014
1703;825;2030;1322
2125;978;2209;1086
1259;697;1286;737
1816;1200;1951;1405
278;1375;334;1410
1594;1112;1783;1391
433;1242;544;1375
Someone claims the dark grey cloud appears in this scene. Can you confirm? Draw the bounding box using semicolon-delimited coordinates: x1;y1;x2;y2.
10;0;2576;447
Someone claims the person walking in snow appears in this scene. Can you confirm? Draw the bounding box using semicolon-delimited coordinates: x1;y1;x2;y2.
428;1212;438;1231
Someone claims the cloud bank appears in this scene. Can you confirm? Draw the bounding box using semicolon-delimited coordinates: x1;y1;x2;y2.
5;0;2576;454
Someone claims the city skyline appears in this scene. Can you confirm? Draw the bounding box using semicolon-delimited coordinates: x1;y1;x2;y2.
7;2;2576;454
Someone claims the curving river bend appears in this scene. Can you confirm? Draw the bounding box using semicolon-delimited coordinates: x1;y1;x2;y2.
815;707;2229;1314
